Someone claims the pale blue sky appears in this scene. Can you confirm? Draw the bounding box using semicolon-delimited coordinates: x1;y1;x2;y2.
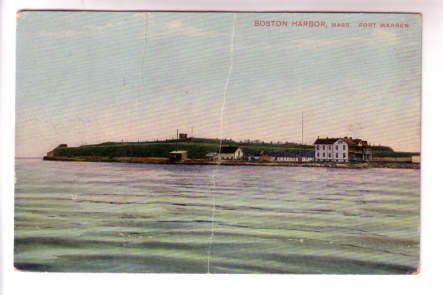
16;12;421;157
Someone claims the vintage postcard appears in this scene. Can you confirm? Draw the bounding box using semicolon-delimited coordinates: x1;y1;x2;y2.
15;11;421;273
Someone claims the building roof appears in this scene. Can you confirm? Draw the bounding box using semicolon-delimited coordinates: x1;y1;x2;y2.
169;150;187;154
314;137;369;147
344;137;368;146
219;146;240;153
314;138;341;144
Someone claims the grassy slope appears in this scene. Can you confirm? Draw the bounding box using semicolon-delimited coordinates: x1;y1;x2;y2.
53;139;312;159
54;142;219;159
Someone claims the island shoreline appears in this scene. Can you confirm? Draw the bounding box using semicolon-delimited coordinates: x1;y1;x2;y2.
42;156;420;169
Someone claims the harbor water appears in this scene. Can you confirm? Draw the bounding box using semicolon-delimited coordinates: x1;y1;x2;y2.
15;159;420;273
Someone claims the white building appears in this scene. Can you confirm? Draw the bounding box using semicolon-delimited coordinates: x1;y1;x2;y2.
314;138;349;162
218;146;243;160
275;155;297;162
301;156;315;162
274;151;315;163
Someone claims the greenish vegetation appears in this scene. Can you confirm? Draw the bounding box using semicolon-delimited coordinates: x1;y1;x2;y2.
369;145;420;157
54;142;219;159
371;145;394;152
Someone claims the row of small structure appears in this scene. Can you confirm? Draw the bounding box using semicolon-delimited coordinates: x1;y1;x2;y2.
170;137;376;163
205;147;315;162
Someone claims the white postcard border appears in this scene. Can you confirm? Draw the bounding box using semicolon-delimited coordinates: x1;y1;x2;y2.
1;1;442;295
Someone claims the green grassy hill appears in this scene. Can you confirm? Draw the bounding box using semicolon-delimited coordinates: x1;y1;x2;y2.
51;138;313;159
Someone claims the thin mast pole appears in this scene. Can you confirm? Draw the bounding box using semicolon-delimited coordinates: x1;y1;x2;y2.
301;112;304;145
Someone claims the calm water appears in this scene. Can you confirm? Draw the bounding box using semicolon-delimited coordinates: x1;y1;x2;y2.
15;159;420;273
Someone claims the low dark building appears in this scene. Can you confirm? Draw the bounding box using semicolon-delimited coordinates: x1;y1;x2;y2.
169;150;188;162
259;151;273;162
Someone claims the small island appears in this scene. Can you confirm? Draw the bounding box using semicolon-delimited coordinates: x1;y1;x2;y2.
43;133;420;169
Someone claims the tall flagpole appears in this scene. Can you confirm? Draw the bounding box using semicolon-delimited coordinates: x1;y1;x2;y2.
301;112;304;145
